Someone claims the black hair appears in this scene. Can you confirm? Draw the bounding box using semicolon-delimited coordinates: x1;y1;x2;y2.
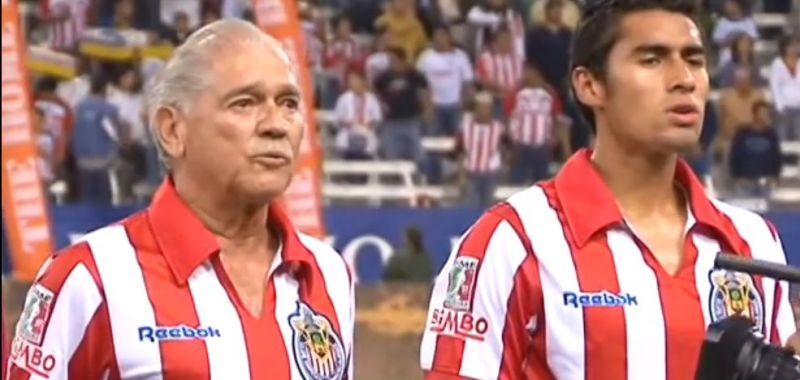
89;74;108;95
778;34;799;57
730;33;755;64
34;76;58;94
569;0;700;133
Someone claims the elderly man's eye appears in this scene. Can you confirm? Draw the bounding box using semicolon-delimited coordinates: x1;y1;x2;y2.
280;97;300;110
231;98;256;109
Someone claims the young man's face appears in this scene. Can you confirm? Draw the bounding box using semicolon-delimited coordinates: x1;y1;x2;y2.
593;10;709;153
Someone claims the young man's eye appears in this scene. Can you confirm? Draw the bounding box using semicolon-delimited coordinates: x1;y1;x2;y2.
640;57;660;66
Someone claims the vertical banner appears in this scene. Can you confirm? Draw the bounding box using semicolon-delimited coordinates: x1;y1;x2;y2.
251;0;326;238
1;0;55;281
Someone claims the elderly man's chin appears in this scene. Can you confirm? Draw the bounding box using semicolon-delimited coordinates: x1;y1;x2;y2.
237;169;294;203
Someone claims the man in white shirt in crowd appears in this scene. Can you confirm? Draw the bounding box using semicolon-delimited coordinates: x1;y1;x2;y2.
769;35;800;141
333;71;383;160
416;25;474;136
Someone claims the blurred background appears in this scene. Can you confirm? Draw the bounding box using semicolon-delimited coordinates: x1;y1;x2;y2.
1;0;799;379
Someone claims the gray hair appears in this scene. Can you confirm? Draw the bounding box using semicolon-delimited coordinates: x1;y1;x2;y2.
147;19;277;170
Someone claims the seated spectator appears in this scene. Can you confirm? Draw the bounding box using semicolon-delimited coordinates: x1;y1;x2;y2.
712;0;759;68
161;11;194;46
375;0;429;64
72;75;127;203
718;65;767;154
374;47;430;162
716;34;765;88
383;227;434;282
466;0;525;58
769;35;800;141
729;101;782;197
333;71;383;160
528;0;581;31
456;92;506;207
476;26;523;110
365;28;392;87
416;25;474;136
505;62;567;184
525;0;573;94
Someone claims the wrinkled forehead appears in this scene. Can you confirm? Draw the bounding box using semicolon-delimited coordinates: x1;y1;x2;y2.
206;37;299;92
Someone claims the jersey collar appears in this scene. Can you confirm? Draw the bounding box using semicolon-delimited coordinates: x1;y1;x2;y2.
553;149;737;250
147;179;314;285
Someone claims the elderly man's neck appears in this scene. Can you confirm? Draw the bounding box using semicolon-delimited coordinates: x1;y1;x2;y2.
172;174;272;247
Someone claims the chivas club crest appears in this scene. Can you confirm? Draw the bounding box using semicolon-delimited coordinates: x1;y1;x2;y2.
289;302;346;380
708;269;764;333
444;257;479;311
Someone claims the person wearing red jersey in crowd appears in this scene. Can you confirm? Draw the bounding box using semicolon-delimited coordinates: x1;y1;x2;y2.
455;92;507;208
420;1;799;379
38;0;90;53
476;26;524;112
505;62;570;185
5;19;354;380
324;17;364;87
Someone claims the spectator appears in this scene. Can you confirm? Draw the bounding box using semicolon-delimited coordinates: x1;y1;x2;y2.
383;226;434;282
729;101;782;197
506;62;565;184
57;56;96;108
456;92;506;207
525;0;573;94
718;65;768;153
34;77;74;171
716;34;766;88
476;26;523;108
38;0;90;53
528;0;581;30
32;107;57;185
113;0;135;29
416;25;475;136
374;47;430;162
72;75;126;203
324;17;364;86
687;101;720;180
202;7;220;25
221;0;251;19
160;0;201;30
712;0;759;68
769;35;800;140
334;71;383;160
466;0;525;58
109;65;148;194
161;11;194;46
365;29;392;86
375;0;429;64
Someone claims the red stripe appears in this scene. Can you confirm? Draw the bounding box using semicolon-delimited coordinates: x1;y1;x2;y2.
542;183;627;380
492;204;553;380
126;218;212;380
431;211;505;373
769;282;783;345
68;303;117;379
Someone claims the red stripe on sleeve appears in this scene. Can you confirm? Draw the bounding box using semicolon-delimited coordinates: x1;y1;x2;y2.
68;303;117;379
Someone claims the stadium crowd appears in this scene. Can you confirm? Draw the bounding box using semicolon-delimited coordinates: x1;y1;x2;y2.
21;0;800;207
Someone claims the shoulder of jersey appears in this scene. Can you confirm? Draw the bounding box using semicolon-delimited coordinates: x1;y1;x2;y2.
297;233;350;276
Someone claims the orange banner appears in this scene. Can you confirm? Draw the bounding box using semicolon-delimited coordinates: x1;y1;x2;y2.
1;0;55;281
251;0;326;238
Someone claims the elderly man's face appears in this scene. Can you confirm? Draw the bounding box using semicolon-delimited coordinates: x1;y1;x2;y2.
181;39;304;201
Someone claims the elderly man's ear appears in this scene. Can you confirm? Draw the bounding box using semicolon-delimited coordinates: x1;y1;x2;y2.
155;107;186;159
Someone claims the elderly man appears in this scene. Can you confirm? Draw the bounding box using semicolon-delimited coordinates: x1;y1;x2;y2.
4;20;353;380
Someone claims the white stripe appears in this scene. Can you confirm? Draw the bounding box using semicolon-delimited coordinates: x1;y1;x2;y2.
459;221;528;379
273;274;305;380
713;201;795;343
507;186;584;378
85;226;163;379
24;265;102;380
692;233;722;329
298;234;354;355
187;263;250;380
606;229;666;380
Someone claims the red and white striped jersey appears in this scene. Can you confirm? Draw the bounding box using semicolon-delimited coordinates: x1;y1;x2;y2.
5;180;354;380
460;113;505;174
324;37;363;81
477;51;523;95
420;149;796;380
43;0;89;52
333;90;383;128
507;87;561;147
466;7;526;59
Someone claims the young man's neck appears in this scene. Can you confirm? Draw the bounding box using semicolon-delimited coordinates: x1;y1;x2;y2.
591;137;683;218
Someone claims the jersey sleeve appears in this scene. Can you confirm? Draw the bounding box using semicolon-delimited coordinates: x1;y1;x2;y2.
763;222;796;347
420;206;543;380
5;243;114;380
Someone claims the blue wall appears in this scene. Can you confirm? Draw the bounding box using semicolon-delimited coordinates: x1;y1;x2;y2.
3;206;800;284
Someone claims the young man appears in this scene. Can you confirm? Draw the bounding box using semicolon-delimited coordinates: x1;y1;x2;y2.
420;1;799;379
5;20;354;380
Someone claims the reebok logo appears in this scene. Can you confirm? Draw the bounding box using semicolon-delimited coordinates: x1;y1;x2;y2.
138;325;221;343
563;291;638;308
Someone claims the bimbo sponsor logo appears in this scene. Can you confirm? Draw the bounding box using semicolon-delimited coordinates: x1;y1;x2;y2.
138;325;221;343
563;290;638;308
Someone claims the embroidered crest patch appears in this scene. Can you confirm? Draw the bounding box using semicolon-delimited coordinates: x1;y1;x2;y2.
17;284;55;345
444;257;479;311
708;269;764;333
289;302;346;380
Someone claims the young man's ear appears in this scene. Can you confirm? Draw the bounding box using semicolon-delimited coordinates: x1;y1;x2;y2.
571;67;606;110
